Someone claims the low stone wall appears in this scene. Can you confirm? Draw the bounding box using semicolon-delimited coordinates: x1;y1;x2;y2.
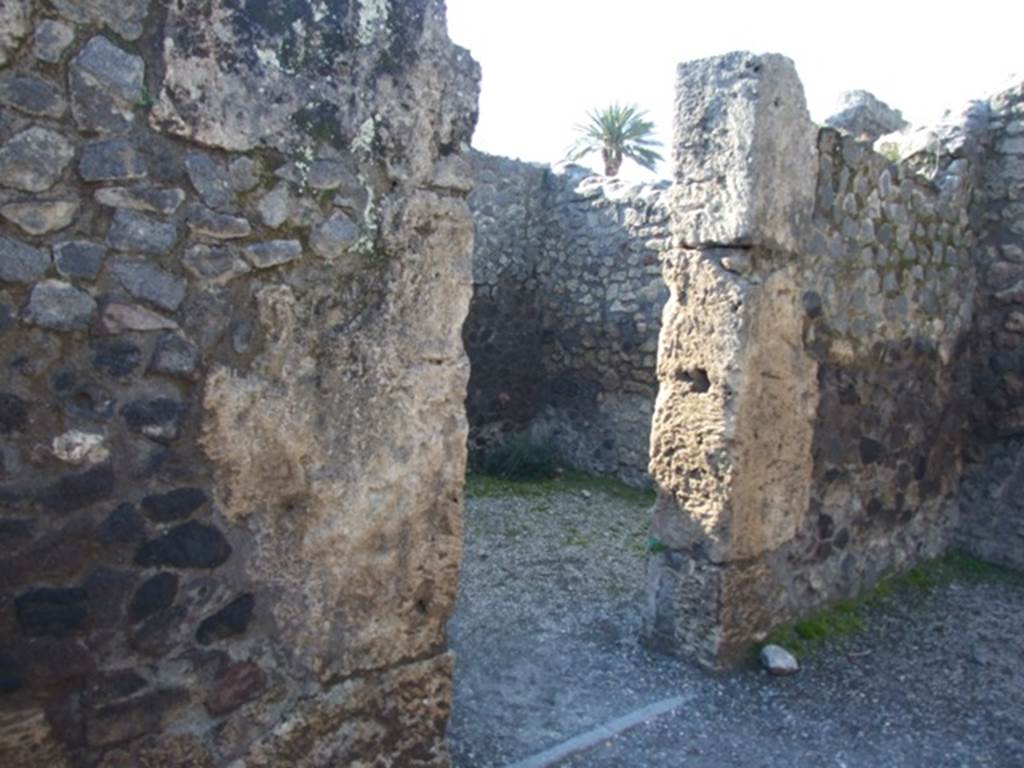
644;52;981;666
959;82;1024;568
0;1;478;765
465;156;668;486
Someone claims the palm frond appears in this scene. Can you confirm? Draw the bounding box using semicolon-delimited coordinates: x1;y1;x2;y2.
563;102;663;175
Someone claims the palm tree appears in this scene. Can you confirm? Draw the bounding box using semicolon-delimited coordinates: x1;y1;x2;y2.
564;103;664;177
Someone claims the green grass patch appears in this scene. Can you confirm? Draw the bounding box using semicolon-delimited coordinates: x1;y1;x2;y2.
476;433;560;481
761;550;1023;660
464;469;656;507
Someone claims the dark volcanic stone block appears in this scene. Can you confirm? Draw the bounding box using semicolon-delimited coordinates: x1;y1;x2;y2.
109;257;186;308
121;398;187;442
106;211;179;256
149;332;199;377
87;668;147;705
0;517;34;539
98;502;146;544
92;340;143;377
141;487;207;522
0;650;21;694
134;521;231;569
41;464;116;512
16;587;88;637
83;566;136;629
859;437;884;465
79;138;147;182
0;392;28;434
195;593;255;645
128;572;179;623
54;240;106;281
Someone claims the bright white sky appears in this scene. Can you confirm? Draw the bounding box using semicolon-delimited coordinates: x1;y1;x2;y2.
446;0;1023;180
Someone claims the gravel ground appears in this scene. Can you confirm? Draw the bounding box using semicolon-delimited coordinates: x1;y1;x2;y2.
446;478;1024;768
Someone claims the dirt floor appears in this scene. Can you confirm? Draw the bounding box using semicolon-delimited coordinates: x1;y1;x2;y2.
446;474;1024;768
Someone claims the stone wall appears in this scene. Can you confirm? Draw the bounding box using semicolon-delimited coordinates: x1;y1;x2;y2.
644;52;981;666
463;151;545;450
959;82;1024;568
0;2;479;766
532;172;669;486
465;156;669;486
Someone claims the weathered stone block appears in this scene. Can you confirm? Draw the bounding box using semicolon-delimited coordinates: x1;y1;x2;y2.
134;521;231;569
98;503;146;545
110;259;186;311
181;244;251;285
54;241;106;281
69;36;144;133
33;19;75;63
185;204;251;239
149;332;199;377
671;52;817;251
100;302;178;334
84;689;187;748
141;488;207;522
41;464;116;512
184;154;235;210
95;186;185;215
204;661;266;715
311;211;359;259
1;200;79;235
79;139;147;182
106;210;179;255
257;182;290;228
195;593;254;644
92;340;142;377
0;75;68;118
121;397;187;442
128;572;179;623
244;240;302;269
0;392;28;434
0;0;31;68
0;235;50;283
0;127;75;193
15;588;88;637
52;0;152;42
24;280;97;330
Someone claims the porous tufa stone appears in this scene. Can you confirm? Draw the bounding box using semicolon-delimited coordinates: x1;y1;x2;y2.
671;51;817;252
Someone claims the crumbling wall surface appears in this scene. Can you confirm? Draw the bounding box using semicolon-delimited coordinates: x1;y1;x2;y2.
465;158;669;486
0;2;479;766
644;51;978;666
959;82;1024;568
463;151;546;453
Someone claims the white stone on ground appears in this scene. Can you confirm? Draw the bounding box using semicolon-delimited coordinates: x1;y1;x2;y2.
759;644;799;676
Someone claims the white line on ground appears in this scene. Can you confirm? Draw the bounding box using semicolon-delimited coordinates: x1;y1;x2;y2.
503;695;689;768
